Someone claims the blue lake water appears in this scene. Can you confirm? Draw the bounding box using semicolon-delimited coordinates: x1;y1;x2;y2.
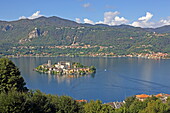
10;57;170;103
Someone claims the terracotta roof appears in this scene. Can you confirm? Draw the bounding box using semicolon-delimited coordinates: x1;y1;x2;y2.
155;93;163;97
76;99;87;103
136;94;150;98
164;94;170;97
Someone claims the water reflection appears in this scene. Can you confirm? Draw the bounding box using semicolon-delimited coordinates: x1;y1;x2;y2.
10;57;170;102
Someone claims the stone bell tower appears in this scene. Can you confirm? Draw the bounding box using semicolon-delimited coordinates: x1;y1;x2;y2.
47;60;51;67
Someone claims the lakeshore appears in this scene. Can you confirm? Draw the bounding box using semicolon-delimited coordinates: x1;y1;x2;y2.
5;52;170;60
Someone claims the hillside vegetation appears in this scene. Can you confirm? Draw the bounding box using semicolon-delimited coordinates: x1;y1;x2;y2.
1;16;170;56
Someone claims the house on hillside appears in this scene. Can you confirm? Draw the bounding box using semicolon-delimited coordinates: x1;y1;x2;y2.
136;94;150;101
136;93;170;102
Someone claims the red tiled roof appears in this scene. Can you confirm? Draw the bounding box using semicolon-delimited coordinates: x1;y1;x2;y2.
136;94;150;98
155;93;163;97
76;99;87;103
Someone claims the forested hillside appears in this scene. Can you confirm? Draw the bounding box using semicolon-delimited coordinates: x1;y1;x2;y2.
1;16;170;56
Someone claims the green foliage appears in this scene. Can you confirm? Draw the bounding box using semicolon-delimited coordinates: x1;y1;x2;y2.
129;100;147;113
0;89;83;113
120;96;170;113
83;100;114;113
29;90;56;113
83;100;102;113
89;66;96;73
0;89;170;113
1;17;170;56
56;96;83;113
124;96;136;108
166;97;170;106
0;58;27;92
139;100;170;113
99;104;115;113
72;62;84;68
0;90;29;113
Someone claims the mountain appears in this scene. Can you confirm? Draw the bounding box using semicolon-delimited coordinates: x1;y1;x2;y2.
153;25;170;33
144;25;170;33
0;16;170;56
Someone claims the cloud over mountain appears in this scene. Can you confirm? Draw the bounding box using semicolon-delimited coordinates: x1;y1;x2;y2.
76;11;170;28
84;18;94;24
75;18;81;23
19;10;170;28
78;11;129;26
102;11;128;25
19;11;43;20
131;12;154;28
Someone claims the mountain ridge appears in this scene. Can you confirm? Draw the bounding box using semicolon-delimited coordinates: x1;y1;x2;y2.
0;16;170;30
0;16;170;56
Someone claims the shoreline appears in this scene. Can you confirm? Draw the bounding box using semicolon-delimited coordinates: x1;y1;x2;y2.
5;54;170;60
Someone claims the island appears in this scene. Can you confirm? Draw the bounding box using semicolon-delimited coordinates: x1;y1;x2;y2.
35;60;96;77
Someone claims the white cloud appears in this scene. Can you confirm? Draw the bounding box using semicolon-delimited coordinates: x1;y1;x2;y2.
84;18;94;24
157;17;170;27
131;12;154;28
75;18;81;23
19;16;27;20
131;21;155;28
83;3;91;8
77;11;170;28
98;11;129;25
130;12;170;28
76;11;128;26
138;12;153;22
112;16;129;25
95;21;104;24
103;11;120;24
29;11;43;19
19;11;43;20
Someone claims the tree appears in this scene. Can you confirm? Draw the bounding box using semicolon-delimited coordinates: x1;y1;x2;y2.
124;96;136;108
0;90;30;113
56;95;83;113
0;58;27;92
29;90;56;113
139;100;170;113
129;100;147;113
100;104;115;113
83;100;102;113
83;100;114;113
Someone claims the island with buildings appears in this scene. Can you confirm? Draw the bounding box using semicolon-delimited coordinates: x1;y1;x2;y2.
35;60;96;77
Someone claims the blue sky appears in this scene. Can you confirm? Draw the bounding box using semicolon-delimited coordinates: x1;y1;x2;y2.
0;0;170;28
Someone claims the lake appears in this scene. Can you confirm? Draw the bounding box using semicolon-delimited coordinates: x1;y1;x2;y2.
10;57;170;103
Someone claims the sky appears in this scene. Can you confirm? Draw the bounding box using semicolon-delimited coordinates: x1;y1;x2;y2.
0;0;170;28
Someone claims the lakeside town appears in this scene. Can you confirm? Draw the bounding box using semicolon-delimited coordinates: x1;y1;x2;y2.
4;44;170;59
35;60;96;77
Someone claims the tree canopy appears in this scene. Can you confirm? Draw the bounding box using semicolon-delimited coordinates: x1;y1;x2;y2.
0;58;27;92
